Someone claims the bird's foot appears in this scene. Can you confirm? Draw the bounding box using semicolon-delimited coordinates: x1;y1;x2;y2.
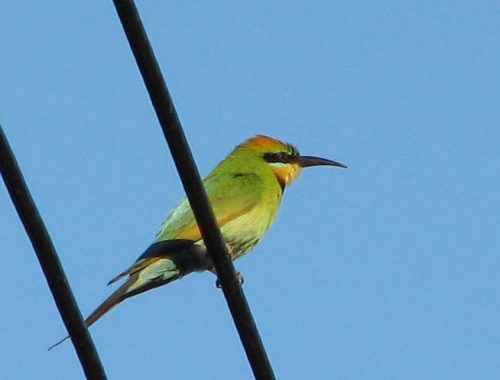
215;271;244;288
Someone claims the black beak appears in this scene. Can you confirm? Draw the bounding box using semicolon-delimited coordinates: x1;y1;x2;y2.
299;155;347;169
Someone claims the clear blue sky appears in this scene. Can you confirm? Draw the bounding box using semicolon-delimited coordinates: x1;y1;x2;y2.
1;2;499;379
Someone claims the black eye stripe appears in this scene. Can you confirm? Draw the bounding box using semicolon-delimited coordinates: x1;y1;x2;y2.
262;144;301;164
263;152;284;163
263;151;298;164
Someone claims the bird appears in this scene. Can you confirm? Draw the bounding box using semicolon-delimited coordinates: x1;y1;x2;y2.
49;135;346;350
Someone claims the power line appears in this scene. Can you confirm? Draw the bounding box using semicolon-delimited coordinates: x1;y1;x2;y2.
1;2;276;377
112;1;276;379
0;126;107;380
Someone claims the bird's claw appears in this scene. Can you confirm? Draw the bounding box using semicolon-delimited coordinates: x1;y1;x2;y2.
215;271;245;288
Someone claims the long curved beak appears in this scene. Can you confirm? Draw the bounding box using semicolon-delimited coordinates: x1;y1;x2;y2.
299;155;347;169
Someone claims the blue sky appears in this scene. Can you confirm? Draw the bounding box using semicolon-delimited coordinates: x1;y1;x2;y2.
1;2;499;379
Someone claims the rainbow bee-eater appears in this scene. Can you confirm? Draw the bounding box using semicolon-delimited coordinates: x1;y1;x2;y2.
49;135;346;349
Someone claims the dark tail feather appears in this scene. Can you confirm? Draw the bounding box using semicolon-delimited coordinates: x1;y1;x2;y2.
47;334;71;351
47;241;204;351
48;277;135;351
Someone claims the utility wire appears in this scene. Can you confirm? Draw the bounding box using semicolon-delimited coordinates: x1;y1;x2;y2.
0;126;107;380
112;1;276;379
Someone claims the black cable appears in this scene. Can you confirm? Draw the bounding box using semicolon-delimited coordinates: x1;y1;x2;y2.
0;126;107;380
112;1;276;379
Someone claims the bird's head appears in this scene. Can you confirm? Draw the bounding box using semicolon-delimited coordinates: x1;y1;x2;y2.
235;135;347;188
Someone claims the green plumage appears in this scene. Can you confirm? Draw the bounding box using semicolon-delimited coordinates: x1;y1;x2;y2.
156;141;284;258
48;135;345;350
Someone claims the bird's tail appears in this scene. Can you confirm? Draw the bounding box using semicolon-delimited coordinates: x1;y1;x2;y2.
47;276;137;351
48;240;208;351
85;276;135;327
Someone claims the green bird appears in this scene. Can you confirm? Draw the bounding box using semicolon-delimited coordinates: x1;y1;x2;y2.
49;135;346;349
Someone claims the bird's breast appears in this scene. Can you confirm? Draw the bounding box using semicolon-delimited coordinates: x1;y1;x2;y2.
221;198;280;259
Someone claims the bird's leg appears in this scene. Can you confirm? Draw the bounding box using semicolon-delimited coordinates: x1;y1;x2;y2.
236;271;245;285
214;270;245;288
207;243;244;287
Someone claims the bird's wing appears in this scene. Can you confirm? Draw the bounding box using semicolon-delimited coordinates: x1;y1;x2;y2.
155;172;262;242
108;239;205;285
109;173;261;286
